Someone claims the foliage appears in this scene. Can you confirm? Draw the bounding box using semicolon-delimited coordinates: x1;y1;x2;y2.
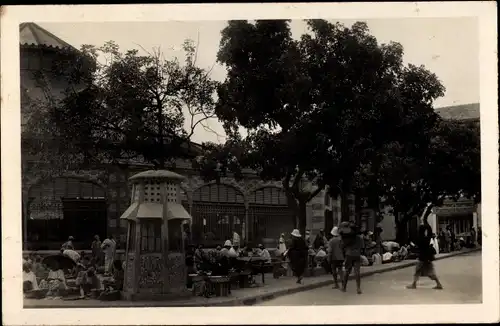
22;40;218;172
195;19;447;235
352;117;481;242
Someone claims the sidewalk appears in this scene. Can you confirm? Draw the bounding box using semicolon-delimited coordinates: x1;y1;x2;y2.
24;248;480;308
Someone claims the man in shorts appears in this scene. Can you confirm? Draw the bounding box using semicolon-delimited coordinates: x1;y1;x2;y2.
327;226;344;289
341;226;364;294
407;206;443;290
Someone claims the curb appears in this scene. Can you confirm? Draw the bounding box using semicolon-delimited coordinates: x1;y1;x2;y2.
24;248;480;308
214;248;481;307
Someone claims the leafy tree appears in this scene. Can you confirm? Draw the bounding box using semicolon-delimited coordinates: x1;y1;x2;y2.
195;19;446;236
22;39;218;174
352;117;480;243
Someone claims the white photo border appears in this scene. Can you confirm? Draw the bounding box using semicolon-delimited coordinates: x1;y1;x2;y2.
1;2;498;325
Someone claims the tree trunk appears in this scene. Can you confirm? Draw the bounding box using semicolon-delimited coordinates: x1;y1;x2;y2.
298;201;307;237
394;214;409;245
340;192;350;222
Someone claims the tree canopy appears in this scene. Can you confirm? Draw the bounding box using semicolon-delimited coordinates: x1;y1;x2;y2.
351;116;480;242
195;19;450;235
22;39;218;174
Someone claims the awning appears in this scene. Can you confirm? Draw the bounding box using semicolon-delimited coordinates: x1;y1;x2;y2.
28;199;63;220
29;210;63;220
136;203;163;219
120;202;192;221
119;202;139;221
167;203;191;221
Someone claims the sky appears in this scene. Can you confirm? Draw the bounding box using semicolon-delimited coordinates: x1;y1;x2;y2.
39;18;479;144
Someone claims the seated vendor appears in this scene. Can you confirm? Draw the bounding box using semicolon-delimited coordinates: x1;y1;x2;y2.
220;240;233;257
314;246;327;265
102;260;124;291
23;262;39;293
76;266;101;298
31;256;47;279
39;262;68;297
258;244;272;263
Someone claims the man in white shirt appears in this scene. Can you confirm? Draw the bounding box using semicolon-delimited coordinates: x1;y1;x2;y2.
61;236;75;250
62;249;81;263
258;244;272;263
101;235;117;275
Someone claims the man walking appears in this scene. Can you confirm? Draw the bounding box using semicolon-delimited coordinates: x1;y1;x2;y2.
341;224;364;294
327;226;344;289
407;204;443;290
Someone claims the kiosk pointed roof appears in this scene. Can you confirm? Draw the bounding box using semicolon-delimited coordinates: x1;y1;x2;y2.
19;22;77;51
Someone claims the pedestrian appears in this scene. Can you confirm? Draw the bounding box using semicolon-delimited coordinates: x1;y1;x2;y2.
470;228;477;247
477;227;482;246
278;233;287;256
61;236;75;251
438;229;446;253
449;227;456;252
327;226;344;289
313;229;327;249
91;235;103;266
305;229;311;246
444;227;452;253
287;229;308;284
232;231;241;248
407;214;443;290
101;235;116;276
341;223;364;294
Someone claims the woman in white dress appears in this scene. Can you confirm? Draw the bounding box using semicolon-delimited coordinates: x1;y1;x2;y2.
430;233;440;255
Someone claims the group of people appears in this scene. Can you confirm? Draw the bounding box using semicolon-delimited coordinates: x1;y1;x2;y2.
23;234;123;300
283;212;449;294
436;226;481;253
189;240;273;273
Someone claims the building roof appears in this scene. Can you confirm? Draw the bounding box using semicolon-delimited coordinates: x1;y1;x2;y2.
435;103;480;121
19;22;77;51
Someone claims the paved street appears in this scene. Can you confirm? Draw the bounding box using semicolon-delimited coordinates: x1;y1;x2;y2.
258;251;482;305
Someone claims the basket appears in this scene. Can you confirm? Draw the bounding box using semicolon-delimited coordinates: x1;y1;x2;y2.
209;276;230;297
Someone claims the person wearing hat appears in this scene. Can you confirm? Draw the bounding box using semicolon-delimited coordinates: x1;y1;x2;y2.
220;240;236;258
327;226;345;289
407;212;443;290
61;236;75;251
287;229;308;284
341;224;364;294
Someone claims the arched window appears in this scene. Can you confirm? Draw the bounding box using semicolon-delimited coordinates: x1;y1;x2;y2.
192;183;245;203
248;187;293;246
190;183;245;246
26;177;107;249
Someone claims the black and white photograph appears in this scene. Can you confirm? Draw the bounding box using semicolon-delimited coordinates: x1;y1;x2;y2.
1;3;498;325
